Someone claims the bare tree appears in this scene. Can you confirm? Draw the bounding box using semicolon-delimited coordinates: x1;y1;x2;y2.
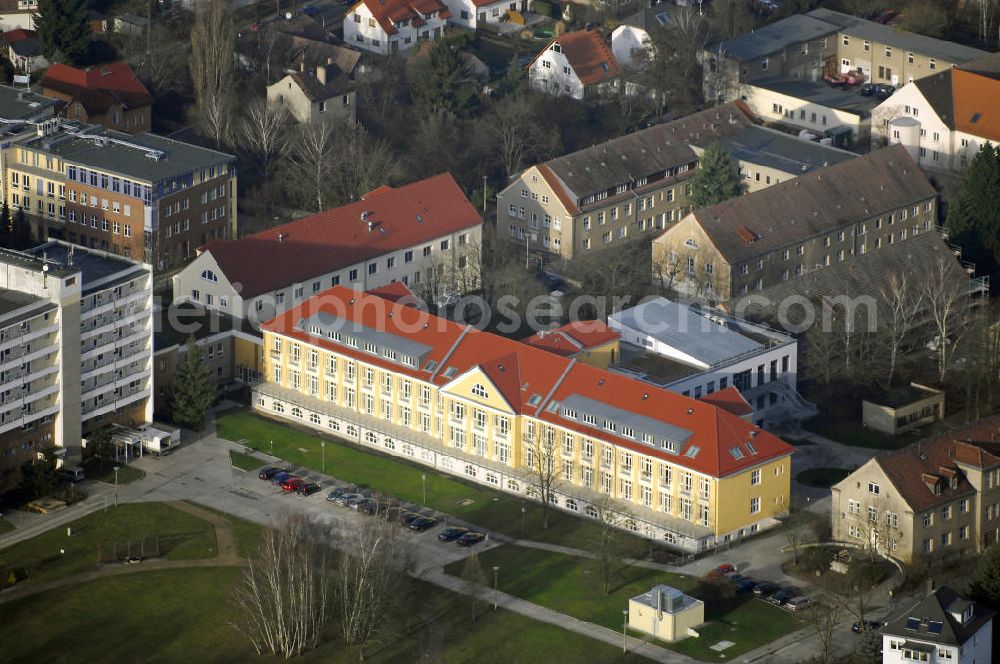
921;256;972;383
590;495;630;598
807;596;843;664
876;272;923;390
327;124;397;207
781;510;813;567
239;99;289;179
870;104;905;148
460;551;489;622
519;423;562;530
286;120;337;211
231;513;334;658
641;6;707;117
337;518;411;660
190;0;236;147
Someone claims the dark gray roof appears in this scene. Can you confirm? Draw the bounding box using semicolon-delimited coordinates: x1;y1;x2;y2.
884;586;995;647
0;245;77;278
21;125;235;184
0;84;58;121
611;297;763;367
807;8;989;64
560;393;694;449
543;102;755;202
912;69;955;129
707;14;837;62
730;231;969;327
287;70;353;102
960;51;1000;79
687;144;935;264
748;76;881;118
0;289;48;320
622;5;675;33
296;311;433;368
27;240;143;292
715;125;856;176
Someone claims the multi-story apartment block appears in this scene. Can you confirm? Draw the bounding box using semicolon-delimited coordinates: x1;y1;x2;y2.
0;120;237;276
608;297;812;429
497;102;854;261
875;52;1000;171
527;29;622;101
651;145;937;301
882;586;994;664
704;9;988;104
0;240;152;490
343;0;450;55
254;286;794;552
172;173;482;323
832;416;1000;563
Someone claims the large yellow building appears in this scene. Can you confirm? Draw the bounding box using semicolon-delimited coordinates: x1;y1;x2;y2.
254;287;793;551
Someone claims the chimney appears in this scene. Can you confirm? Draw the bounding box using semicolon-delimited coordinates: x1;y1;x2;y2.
300;58;305;73
316;65;327;86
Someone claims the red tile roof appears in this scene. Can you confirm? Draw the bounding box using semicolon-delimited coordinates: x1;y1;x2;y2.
355;0;451;36
952;68;1000;142
698;387;754;418
522;320;619;357
873;415;1000;512
3;28;33;44
42;62;152;116
530;29;621;87
201;173;481;298
366;282;417;305
263;287;794;478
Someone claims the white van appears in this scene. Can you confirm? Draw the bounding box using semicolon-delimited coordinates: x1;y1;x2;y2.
59;466;85;482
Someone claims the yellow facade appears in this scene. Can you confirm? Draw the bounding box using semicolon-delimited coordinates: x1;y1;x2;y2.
572;339;620;369
261;329;791;543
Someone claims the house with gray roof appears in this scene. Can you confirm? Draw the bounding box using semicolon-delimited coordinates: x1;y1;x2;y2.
883;586;994;664
266;62;356;125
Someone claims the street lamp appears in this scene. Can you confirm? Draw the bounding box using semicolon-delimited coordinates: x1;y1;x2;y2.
113;466;120;508
493;566;500;610
270;439;274;456
482;176;488;213
321;441;326;473
621;609;629;653
521;504;526;534
421;473;427;504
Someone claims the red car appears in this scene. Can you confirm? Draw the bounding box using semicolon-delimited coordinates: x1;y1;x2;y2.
706;563;736;579
280;477;304;492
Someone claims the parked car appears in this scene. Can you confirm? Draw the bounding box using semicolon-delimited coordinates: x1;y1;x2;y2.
456;532;486;547
725;572;744;583
399;511;423;526
352;497;375;512
357;499;379;515
271;471;295;485
327;487;351;502
334;492;364;506
408;516;438;531
297;481;322;496
280;477;305;492
852;620;884;634
860;83;875;96
438;527;469;542
706;563;736;579
346;494;369;508
769;589;794;605
752;583;778;598
786;596;811;612
735;578;757;593
259;466;283;480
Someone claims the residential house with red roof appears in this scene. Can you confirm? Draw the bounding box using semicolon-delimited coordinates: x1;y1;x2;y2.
832;415;1000;563
528;29;621;100
254;285;795;551
171;172;482;322
3;27;45;73
343;0;451;54
522;320;620;369
42;62;153;134
441;0;530;30
874;51;1000;170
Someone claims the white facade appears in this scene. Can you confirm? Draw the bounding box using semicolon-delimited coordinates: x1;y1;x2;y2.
529;43;586;100
611;24;651;67
873;82;992;170
442;0;526;29
739;82;869;143
343;1;447;55
882;622;991;664
173;226;482;323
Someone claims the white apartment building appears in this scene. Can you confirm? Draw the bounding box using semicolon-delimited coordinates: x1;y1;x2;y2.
608;298;813;429
0;240;152;489
172;173;482;323
343;0;450;55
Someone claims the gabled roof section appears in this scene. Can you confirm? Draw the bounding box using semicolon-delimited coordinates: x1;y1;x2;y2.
698;386;753;417
706;14;837;62
359;0;451;36
684;145;935;265
952;68;1000;141
201;173;481;298
522;320;619;357
286;69;352;102
264;287;794;477
540;29;621;87
884;586;995;646
912;69;954;129
366;281;418;305
42;62;153;116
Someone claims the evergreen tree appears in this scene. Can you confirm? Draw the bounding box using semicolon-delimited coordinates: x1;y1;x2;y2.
36;0;91;66
689;144;741;209
0;202;11;248
970;542;1000;609
945;143;1000;281
494;56;524;98
10;207;32;250
171;336;215;430
851;630;882;664
411;39;477;117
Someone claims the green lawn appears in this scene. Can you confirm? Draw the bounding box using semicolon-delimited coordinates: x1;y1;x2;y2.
796;467;851;488
229;450;265;472
0;567;654;664
190;503;265;559
82;459;146;484
217;411;649;553
0;502;218;587
445;545;798;661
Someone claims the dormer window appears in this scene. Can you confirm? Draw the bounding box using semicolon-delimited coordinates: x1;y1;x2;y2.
552;43;562;53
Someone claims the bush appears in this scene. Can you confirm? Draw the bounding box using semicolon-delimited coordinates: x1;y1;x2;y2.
798;546;835;574
532;0;554;17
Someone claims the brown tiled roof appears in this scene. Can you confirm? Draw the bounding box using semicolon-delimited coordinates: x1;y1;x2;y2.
684;144;936;265
542;29;621;87
875;415;1000;512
